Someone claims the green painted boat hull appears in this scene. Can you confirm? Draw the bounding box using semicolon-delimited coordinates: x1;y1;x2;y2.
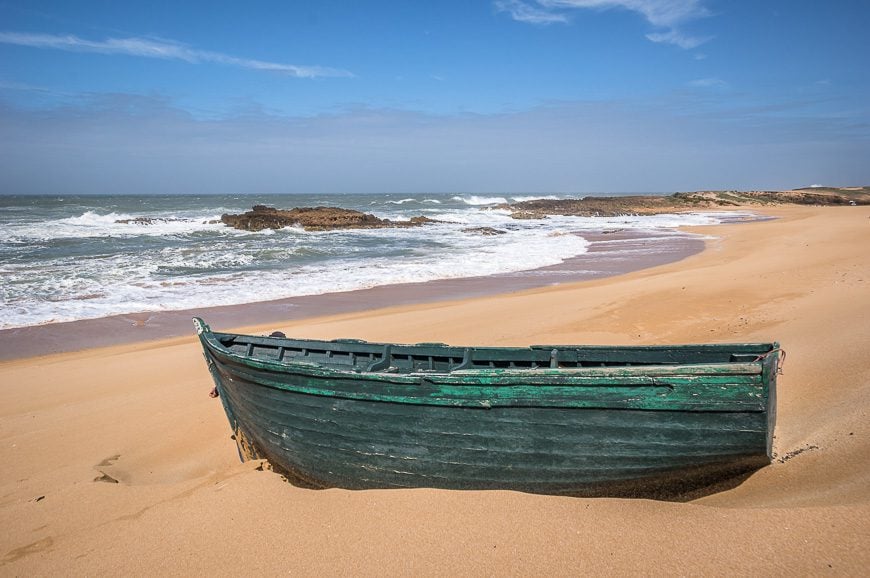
194;318;779;497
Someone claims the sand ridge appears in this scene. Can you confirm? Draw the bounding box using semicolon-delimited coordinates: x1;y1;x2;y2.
1;205;868;574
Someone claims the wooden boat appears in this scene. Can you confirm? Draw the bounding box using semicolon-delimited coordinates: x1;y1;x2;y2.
194;318;781;498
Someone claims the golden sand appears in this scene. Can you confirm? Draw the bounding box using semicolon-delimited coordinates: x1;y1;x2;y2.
1;205;868;574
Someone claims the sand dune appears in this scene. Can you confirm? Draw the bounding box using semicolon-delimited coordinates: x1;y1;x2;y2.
1;205;868;574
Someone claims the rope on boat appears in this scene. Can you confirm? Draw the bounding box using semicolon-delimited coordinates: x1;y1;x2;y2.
754;348;786;375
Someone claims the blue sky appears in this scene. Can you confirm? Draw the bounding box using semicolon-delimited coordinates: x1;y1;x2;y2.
1;0;868;194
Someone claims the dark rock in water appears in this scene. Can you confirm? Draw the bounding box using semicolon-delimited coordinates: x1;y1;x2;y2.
222;206;377;231
220;205;440;232
509;211;548;220
461;226;507;235
408;216;441;225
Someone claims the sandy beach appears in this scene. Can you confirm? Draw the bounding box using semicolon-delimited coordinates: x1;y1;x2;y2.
1;205;868;575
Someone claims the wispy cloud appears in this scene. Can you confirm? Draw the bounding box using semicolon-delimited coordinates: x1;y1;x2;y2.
0;79;50;92
543;0;708;27
0;31;354;78
494;0;569;24
496;0;712;48
646;28;709;49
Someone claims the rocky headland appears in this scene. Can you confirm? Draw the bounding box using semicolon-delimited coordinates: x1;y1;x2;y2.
500;187;870;219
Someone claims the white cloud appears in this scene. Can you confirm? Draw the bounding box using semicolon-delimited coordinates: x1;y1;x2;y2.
494;0;569;24
0;31;353;78
496;0;712;48
646;28;710;49
541;0;708;28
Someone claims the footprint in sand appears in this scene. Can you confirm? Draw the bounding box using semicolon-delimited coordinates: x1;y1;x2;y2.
90;450;218;485
93;454;121;484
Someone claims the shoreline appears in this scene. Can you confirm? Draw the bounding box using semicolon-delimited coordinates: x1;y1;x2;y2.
0;228;704;361
2;205;868;575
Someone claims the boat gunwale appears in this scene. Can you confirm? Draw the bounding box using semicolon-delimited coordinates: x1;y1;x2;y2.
195;319;774;382
214;331;777;359
200;330;768;381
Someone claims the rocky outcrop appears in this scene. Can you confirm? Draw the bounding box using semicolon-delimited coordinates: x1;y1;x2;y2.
500;196;685;218
501;188;870;219
461;227;507;235
220;205;440;232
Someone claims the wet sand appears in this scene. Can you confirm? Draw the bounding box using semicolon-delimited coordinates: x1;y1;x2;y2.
1;205;868;575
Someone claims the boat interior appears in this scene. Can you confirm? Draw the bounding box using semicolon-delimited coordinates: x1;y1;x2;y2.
212;331;775;374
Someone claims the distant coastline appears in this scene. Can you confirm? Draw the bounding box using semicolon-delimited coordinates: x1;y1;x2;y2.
499;187;870;218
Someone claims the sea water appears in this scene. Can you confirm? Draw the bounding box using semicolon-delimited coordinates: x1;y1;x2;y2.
0;193;749;329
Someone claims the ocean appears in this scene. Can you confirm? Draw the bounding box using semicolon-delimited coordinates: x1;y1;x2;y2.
0;193;748;330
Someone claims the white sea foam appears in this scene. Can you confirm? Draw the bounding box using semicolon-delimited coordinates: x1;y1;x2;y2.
0;220;591;328
2;210;227;242
452;195;509;205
